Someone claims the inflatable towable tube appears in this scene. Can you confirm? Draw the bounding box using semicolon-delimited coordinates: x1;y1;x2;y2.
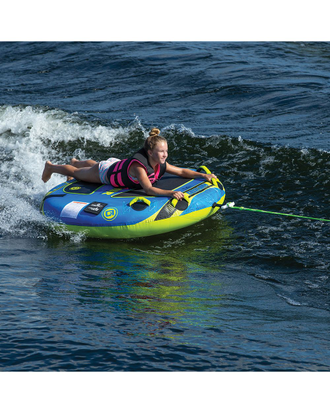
40;166;226;239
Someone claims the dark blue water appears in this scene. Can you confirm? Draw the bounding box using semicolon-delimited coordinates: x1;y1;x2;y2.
1;42;330;373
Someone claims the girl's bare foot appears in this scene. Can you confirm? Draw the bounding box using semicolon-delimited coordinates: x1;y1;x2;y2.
42;161;53;183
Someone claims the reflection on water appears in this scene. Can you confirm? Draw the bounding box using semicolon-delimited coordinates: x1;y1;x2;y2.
41;216;234;339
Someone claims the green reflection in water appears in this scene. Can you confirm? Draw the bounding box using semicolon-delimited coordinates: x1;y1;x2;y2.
46;215;233;338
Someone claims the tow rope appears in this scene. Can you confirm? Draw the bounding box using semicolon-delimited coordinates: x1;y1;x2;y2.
219;202;330;223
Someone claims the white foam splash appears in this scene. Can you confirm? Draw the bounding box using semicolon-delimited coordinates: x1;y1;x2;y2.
163;123;196;137
0;105;140;238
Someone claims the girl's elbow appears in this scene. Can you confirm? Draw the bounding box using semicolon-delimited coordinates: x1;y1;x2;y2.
144;187;154;196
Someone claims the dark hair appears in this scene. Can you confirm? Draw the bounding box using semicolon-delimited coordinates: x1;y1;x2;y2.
144;128;167;152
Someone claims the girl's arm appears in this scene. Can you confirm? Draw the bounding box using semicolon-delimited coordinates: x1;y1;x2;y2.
166;163;217;182
132;164;185;200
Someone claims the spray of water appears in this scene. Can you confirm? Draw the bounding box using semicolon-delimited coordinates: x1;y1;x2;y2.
0;105;141;238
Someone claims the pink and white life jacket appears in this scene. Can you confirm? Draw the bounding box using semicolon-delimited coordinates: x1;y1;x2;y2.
106;148;166;189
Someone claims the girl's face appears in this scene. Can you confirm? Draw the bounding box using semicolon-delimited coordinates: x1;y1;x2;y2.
148;141;168;165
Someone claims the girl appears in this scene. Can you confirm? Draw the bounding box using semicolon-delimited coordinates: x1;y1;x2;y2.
42;128;217;201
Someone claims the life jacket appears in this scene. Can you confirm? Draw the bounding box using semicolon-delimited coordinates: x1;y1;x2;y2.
106;148;166;189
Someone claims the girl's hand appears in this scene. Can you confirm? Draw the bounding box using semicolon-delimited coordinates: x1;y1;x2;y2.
172;191;185;200
203;173;217;182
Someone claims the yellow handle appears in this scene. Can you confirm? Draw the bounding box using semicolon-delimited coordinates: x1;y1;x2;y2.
198;165;212;174
199;165;221;187
171;193;190;208
129;197;151;207
211;177;220;187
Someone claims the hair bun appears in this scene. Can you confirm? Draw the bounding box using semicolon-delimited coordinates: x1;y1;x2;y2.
149;128;160;137
144;128;167;152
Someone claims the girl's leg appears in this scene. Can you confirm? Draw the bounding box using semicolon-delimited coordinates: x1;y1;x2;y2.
67;158;97;180
42;161;101;183
74;163;101;183
71;158;97;168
